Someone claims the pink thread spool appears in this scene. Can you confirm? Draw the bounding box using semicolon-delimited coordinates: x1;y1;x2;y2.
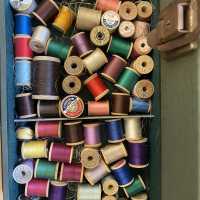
88;101;110;116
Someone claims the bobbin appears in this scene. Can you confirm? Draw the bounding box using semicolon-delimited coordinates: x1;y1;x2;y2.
134;21;150;39
16;127;34;140
96;0;121;12
102;176;119;196
10;0;37;13
137;1;153;21
88;101;110;116
119;1;137;20
119;21;135;38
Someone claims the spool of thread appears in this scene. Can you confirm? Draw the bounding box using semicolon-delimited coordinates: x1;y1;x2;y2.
123;175;146;198
83;123;102;147
32;56;60;100
21;140;48;159
35;121;61;138
64;56;85;76
49;142;73;163
81;148;100;169
14;35;33;60
119;1;137;20
115;67;140;94
83;48;108;74
63;121;84;145
15;14;32;35
101;143;127;165
62;76;82;94
111;159;134;187
84;159;110;185
9;0;37;13
53;6;75;34
16;93;36;118
105;119;125;143
124;118;142;141
37;100;61;117
25;179;49;197
119;21;135;38
15;60;31;88
59;163;83;182
32;0;59;26
60;95;84;118
71;32;94;58
77;184;101;200
96;0;121;11
102;196;117;200
88;101;110;116
101;55;127;83
29;26;50;53
137;1;153;21
134;21;150;39
13;159;34;184
49;181;67;200
107;36;133;59
128;138;149;168
16;127;34;140
131;97;152;113
84;73;109;101
76;7;102;31
102;176;119;196
101;11;120;32
111;93;130;115
45;38;73;62
131;193;148;200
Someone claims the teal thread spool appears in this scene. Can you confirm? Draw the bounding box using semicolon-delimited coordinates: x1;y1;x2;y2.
115;67;140;94
107;36;133;59
34;159;59;180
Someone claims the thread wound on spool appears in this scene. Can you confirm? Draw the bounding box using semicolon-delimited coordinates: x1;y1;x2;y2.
102;176;119;195
49;181;67;200
96;0;121;12
137;1;153;20
15;14;32;35
119;21;135;38
88;101;110;116
16;127;34;140
119;1;137;20
131;97;152;113
10;0;37;13
134;21;150;39
131;193;148;200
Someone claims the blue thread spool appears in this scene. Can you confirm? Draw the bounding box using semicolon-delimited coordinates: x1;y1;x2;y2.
15;14;32;35
15;60;31;88
131;97;152;113
105;119;125;143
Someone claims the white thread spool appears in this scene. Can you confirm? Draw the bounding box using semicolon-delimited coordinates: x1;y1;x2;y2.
134;21;150;39
9;0;37;13
16;127;34;140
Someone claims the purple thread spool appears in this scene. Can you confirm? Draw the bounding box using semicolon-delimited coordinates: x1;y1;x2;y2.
128;138;149;168
49;181;67;200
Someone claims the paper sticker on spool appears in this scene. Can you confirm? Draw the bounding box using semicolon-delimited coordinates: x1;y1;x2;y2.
10;0;37;13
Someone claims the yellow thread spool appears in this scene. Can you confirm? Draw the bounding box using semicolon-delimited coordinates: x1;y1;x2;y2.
102;196;117;200
16;127;34;140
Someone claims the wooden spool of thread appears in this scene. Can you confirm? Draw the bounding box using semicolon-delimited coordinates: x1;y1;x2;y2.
131;193;148;200
102;176;119;195
90;26;110;47
119;1;137;20
76;7;102;31
32;56;60;100
130;97;152;113
111;159;134;187
96;0;121;12
101;55;127;83
59;163;84;182
62;76;82;95
84;73;109;101
101;143;127;165
34;159;59;180
37;100;61;117
119;21;135;38
128;138;149;168
137;1;153;21
134;21;150;39
63;121;84;145
35;121;61;138
21;140;48;159
14;35;33;60
124;118;142;141
84;159;110;185
16;127;34;140
49;181;68;200
9;0;37;13
25;179;49;197
81;148;101;169
102;196;117;200
29;26;50;53
133;79;154;99
32;0;59;26
15;93;36;118
15;14;32;35
60;95;84;118
49;142;73;163
64;56;85;76
111;93;130;115
53;6;75;34
88;101;110;116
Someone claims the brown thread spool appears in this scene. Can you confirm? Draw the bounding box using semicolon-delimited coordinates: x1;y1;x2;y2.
101;143;127;165
32;0;59;26
76;7;102;31
102;176;119;196
119;1;137;21
133;79;154;99
16;93;36;118
102;196;117;200
134;21;150;39
88;101;110;116
119;21;135;38
137;1;153;21
111;93;131;115
62;76;82;95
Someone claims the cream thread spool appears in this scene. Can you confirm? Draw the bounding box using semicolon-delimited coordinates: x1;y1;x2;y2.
134;21;150;39
10;0;37;13
119;1;137;21
102;196;117;200
137;1;153;21
102;176;119;196
131;193;148;200
16;127;34;140
119;21;135;38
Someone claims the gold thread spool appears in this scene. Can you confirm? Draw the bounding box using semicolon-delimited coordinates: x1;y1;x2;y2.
102;176;119;196
119;1;137;21
16;127;34;140
102;196;117;200
134;21;150;39
118;21;135;38
137;1;153;21
101;143;127;165
134;36;152;56
131;193;148;200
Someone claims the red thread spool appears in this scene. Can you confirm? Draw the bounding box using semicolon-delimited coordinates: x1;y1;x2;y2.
14;35;33;60
49;142;73;163
25;179;50;197
84;73;109;101
96;0;121;12
35;121;62;138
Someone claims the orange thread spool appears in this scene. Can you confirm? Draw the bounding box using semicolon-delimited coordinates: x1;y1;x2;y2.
88;101;110;116
96;0;121;12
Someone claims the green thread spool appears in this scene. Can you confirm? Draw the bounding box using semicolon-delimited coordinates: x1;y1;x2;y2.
45;38;73;62
115;67;140;94
107;36;133;59
34;159;59;180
